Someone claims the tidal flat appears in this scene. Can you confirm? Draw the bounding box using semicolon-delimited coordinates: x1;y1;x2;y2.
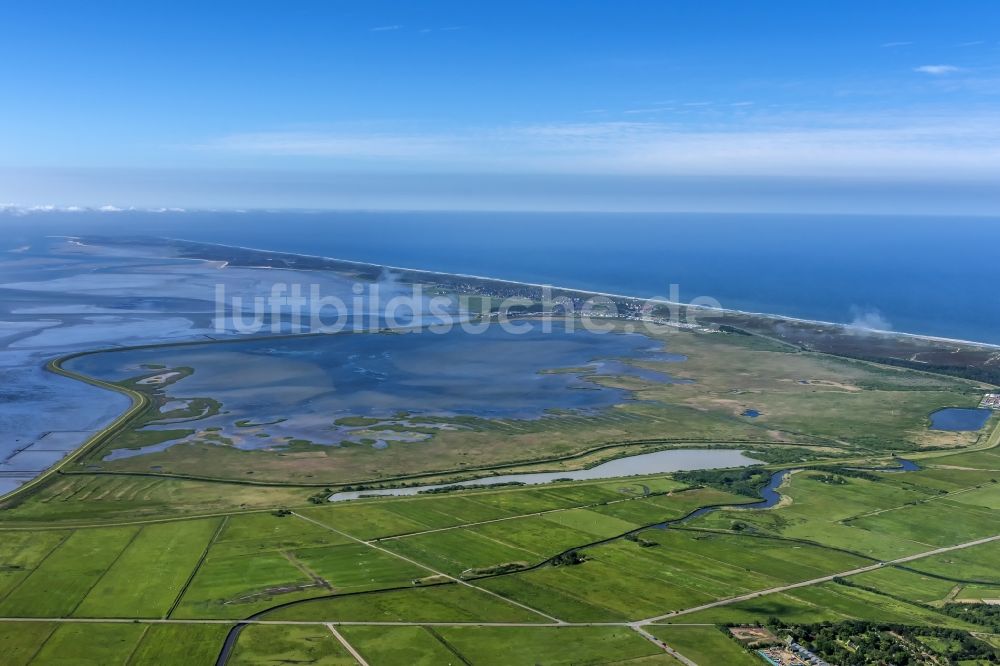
3;234;995;491
0;236;384;492
65;323;688;458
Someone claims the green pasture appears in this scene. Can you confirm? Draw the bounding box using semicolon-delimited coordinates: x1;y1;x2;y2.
230;624;354;665
263;583;544;622
646;625;760;665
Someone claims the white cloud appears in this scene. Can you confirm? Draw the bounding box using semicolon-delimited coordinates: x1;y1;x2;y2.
623;107;669;115
914;64;962;75
371;25;401;32
881;41;912;48
0;203;165;215
200;131;461;159
192;112;1000;181
956;41;985;47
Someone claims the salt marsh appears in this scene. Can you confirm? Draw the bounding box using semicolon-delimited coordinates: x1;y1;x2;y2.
67;324;689;458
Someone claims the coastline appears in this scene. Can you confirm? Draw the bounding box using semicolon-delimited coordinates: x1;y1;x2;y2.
162;236;1000;351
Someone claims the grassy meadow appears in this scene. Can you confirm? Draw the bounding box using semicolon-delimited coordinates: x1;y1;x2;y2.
0;323;997;664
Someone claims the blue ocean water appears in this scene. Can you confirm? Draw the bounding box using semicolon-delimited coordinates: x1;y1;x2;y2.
4;211;999;344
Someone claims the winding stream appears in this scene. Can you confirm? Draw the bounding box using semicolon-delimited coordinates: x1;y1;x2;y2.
217;457;922;664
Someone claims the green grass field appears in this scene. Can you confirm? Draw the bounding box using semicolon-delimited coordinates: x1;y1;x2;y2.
171;548;319;619
229;624;355;665
689;469;986;558
31;622;147;665
0;622;59;666
0;327;996;665
130;624;232;665
664;581;978;627
73;518;221;617
432;626;664;665
1;447;999;664
332;624;672;666
0;527;138;617
211;512;353;555
645;626;760;665
849;566;960;604
337;625;466;665
893;540;1000;582
0;622;226;666
263;583;544;622
477;527;870;622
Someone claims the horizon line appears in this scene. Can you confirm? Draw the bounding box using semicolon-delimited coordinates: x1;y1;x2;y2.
2;205;999;220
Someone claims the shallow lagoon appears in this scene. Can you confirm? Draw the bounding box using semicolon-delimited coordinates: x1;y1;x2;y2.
929;407;992;431
67;324;689;457
328;448;762;501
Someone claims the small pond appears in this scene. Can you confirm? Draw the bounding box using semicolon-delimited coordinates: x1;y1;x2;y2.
929;407;992;432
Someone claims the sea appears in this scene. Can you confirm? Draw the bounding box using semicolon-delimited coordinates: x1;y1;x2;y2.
3;210;999;345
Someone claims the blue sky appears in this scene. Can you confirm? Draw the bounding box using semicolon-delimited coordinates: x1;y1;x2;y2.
2;1;999;213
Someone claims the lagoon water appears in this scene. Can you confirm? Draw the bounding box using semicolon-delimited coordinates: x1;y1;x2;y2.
66;324;688;457
327;448;763;501
8;211;996;492
929;407;993;432
5;211;1000;345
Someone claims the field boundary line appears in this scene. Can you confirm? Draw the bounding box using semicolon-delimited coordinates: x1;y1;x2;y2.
281;550;331;590
123;624;151;666
425;626;473;665
167;516;228;618
375;487;681;542
325;624;370;666
0;478;682;533
670;526;885;565
22;622;60;664
0;504;319;532
629;625;698;665
68;524;143;617
290;511;566;624
844;482;995;521
635;533;1000;625
0;617;578;625
0;530;72;607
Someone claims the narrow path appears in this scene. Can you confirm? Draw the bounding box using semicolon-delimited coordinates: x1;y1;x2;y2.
291;511;564;624
636;533;1000;625
374;487;665;542
281;550;331;590
929;465;1000;472
0;354;151;504
846;483;988;520
629;625;698;666
325;623;370;666
0;618;598;626
0;477;669;534
2;534;994;630
0;505;317;532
